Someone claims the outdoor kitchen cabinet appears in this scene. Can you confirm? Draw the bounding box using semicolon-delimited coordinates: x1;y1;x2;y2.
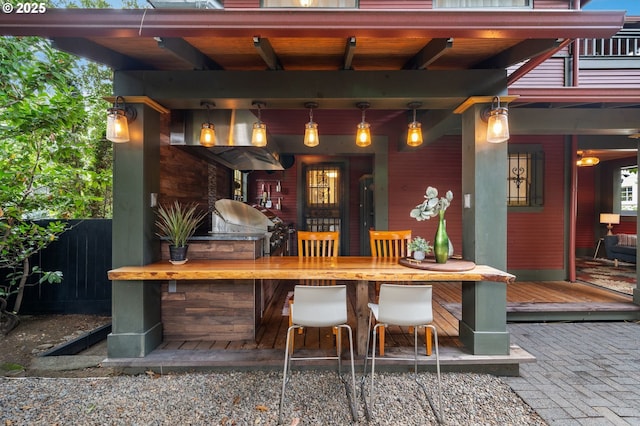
159;234;272;342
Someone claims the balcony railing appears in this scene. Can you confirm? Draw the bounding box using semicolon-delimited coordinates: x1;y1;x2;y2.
580;29;640;57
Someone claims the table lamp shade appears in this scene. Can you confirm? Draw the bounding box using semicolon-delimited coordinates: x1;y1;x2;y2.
599;213;620;225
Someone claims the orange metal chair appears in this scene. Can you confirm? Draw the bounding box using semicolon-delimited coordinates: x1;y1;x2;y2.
368;229;433;357
289;231;340;352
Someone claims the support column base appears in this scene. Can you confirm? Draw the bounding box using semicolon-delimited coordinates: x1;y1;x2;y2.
459;320;510;355
107;322;163;358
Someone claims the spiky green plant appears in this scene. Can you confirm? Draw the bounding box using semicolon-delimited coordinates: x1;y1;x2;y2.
155;201;207;247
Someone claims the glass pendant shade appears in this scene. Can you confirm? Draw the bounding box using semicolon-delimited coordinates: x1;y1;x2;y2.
106;109;130;143
304;121;319;147
576;155;600;167
200;123;216;147
355;102;371;147
407;121;423;147
486;109;509;143
485;96;509;143
251;101;268;147
251;122;267;147
356;122;371;147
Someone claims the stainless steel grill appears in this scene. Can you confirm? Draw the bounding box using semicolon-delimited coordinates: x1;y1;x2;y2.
211;199;289;255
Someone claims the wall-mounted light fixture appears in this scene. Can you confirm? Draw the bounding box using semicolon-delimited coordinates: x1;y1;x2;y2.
406;102;423;147
303;102;319;147
576;150;600;167
106;96;136;143
299;0;314;6
199;101;216;147
482;96;509;143
356;102;371;147
251;101;267;147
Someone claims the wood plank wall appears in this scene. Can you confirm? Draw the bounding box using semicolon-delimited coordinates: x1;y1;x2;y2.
161;280;257;341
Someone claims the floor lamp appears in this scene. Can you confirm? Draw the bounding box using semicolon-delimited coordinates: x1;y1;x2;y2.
594;213;620;259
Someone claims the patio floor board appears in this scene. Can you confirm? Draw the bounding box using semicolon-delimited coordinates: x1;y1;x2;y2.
149;280;636;352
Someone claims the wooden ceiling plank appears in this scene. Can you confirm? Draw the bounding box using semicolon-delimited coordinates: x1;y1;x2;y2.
403;38;453;70
156;37;223;70
253;36;283;70
474;38;562;69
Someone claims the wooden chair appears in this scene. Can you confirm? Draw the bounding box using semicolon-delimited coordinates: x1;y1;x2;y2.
369;229;433;357
369;230;411;356
289;231;340;351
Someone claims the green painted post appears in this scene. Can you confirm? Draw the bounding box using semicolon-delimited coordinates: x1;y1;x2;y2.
460;102;510;355
108;102;163;358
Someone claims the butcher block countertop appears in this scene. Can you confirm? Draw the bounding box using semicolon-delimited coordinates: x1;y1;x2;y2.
108;256;515;283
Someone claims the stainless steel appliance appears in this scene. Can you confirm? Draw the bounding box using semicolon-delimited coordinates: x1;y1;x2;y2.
211;199;289;255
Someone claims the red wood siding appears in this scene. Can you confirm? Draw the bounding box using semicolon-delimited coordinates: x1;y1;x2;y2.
223;0;259;7
507;136;565;270
533;0;570;9
616;219;637;235
250;167;298;232
359;0;432;8
509;57;566;88
576;165;596;250
579;69;640;87
387;135;463;255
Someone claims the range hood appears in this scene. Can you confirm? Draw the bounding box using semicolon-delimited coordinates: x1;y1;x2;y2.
170;109;284;171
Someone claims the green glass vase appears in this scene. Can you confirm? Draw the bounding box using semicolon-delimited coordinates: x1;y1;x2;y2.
434;210;449;264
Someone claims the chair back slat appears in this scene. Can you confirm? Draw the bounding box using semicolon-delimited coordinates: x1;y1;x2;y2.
298;231;339;258
297;230;339;286
369;230;411;258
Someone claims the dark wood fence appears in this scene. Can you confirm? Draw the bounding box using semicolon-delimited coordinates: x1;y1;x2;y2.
18;219;112;315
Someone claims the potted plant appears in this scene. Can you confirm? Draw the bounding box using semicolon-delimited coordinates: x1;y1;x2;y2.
155;201;208;265
408;236;432;261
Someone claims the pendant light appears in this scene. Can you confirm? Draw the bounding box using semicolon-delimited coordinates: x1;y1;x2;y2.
356;102;371;147
303;102;319;147
576;150;600;167
406;102;423;147
251;101;267;147
199;101;216;147
106;96;136;143
484;96;509;143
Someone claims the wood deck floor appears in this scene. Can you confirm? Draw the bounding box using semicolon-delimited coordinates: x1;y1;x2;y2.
158;279;637;353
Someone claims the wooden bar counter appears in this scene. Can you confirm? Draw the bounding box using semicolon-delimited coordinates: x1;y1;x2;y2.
109;257;515;355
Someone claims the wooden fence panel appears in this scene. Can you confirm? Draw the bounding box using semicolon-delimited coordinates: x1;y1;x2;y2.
17;219;112;315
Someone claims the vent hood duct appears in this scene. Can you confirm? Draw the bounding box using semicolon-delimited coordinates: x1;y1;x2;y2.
170;109;284;171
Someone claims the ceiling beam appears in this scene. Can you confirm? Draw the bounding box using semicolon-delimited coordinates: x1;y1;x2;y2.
474;39;562;69
343;37;356;70
51;37;153;71
510;108;640;135
253;37;283;70
2;9;624;39
156;37;223;70
509;87;640;104
113;69;507;110
403;38;453;70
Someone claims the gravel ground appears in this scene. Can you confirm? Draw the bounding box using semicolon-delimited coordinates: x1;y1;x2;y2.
1;370;545;425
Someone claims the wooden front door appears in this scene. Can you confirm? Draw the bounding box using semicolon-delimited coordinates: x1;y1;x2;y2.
301;162;346;254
